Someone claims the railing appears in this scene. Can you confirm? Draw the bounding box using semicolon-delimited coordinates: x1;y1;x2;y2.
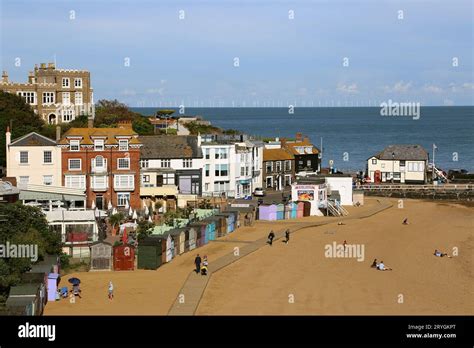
327;201;341;216
357;184;473;191
202;190;236;198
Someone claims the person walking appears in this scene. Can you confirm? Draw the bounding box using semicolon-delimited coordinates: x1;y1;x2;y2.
108;281;114;300
267;231;275;246
284;229;290;244
194;254;202;274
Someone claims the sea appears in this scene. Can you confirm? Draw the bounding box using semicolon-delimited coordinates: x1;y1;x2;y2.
131;106;474;172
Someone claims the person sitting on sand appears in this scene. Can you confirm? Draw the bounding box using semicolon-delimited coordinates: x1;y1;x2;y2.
402;218;409;225
370;259;378;268
377;261;392;271
434;249;452;258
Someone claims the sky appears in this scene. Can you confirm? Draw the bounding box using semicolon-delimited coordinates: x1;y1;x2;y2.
1;0;473;107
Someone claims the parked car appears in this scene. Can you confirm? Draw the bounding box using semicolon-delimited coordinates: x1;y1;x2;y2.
253;188;265;197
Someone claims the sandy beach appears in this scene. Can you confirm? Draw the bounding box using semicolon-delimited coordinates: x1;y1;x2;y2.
44;198;473;315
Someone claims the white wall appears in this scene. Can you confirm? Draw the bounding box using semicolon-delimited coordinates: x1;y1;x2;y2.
367;157;426;183
325;177;353;205
7;143;62;186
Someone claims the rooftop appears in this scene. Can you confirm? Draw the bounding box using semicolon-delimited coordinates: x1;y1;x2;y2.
373;144;429;161
263;148;294;161
139;135;202;159
59;127;140;146
9;132;56;147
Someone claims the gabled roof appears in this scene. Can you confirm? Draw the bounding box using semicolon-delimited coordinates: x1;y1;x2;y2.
283;138;320;155
10;132;56;147
139;135;202;159
372;144;429;161
263;148;294;161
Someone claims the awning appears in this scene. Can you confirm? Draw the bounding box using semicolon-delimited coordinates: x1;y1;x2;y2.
20;191;85;201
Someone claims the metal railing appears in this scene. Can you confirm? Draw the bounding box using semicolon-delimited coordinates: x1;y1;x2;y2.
357;184;473;191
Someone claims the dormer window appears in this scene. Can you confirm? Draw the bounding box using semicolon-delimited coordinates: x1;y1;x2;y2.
119;139;129;151
70;140;80;151
94;139;104;151
305;146;312;154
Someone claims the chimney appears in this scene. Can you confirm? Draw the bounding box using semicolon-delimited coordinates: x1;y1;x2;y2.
88;117;94;128
1;71;8;83
197;133;202;147
296;132;303;141
56;125;61;142
40;63;47;69
28;71;35;84
303;136;309;143
47;62;55;69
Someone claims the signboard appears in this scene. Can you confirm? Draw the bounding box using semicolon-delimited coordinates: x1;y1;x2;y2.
231;203;250;208
297;190;314;201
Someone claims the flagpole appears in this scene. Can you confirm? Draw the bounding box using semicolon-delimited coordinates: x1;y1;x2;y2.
432;144;435;182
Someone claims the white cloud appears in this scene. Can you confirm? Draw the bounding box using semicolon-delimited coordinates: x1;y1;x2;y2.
146;88;165;95
461;82;474;90
383;81;412;93
423;84;443;93
336;83;358;94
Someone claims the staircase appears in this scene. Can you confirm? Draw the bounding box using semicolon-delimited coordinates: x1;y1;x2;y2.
327;201;349;217
433;166;449;183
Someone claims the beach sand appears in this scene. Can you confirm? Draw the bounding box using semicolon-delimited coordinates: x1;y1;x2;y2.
44;198;473;315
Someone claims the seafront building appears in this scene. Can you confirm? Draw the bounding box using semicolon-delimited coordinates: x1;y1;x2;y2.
263;140;295;190
281;133;321;175
58;121;142;209
139;135;204;211
0;62;94;124
366;144;429;184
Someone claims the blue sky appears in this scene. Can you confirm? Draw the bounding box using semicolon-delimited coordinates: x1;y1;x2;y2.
1;0;473;106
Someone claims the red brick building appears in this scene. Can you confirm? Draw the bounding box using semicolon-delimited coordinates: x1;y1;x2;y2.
58;122;142;210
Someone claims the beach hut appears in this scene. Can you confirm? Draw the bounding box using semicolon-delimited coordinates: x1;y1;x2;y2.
90;241;113;271
276;204;285;220
7;284;43;315
302;201;312;217
47;273;59;302
185;226;197;251
137;236;163;270
297;202;304;218
154;233;173;263
227;206;255;226
217;212;234;233
113;244;135;271
29;254;60;275
190;222;206;247
168;228;186;256
202;218;217;242
214;215;227;237
290;202;298;219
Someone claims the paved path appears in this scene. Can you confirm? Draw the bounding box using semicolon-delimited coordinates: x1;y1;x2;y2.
168;200;393;315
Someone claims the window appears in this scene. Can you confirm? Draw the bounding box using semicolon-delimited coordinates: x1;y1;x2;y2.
285;160;291;171
119;139;129;151
407;162;424;172
372;159;377;165
117;193;130;207
91;176;107;189
205;183;209;191
205;164;210;177
19;151;29;164
62;109;74;122
161;159;170;168
215;148;228;159
266;161;273;173
70;139;80;151
43;151;52;164
19;176;29;185
400;160;406;167
164;173;175;185
142;175;150;183
266;176;273;188
17;91;36;105
213;181;229;193
93;139;104;151
75;92;83;105
65;175;85;189
276;161;282;172
284;175;291;186
114;175;134;189
62;92;70;105
68;159;82;170
62;77;70;88
140;159;149;168
183;159;192;168
94;156;106;169
43;175;53;186
117;158;130;169
241;166;245;176
204;148;210;159
307;160;311;167
74;78;82;88
215;164;228;177
42;92;55;104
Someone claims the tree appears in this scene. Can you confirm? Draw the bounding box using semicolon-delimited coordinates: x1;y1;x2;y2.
108;212;125;231
0;202;62;303
0;91;46;167
136;220;154;241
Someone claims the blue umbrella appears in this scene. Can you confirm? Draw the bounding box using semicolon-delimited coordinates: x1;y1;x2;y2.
68;277;81;285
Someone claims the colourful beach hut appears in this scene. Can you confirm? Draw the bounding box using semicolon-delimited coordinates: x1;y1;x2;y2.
137;236;163;270
190;222;207;246
297;202;304;218
113;244;136;271
185;226;196;251
259;204;277;221
202;218;216;242
90;241;113;271
155;233;173;263
47;273;59;302
169;228;186;256
276;204;285;220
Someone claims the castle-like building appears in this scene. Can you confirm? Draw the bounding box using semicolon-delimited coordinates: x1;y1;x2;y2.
1;62;94;124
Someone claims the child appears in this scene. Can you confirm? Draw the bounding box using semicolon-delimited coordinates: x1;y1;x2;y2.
108;281;114;300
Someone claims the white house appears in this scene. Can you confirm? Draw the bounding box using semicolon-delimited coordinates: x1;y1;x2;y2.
200;134;263;199
6;128;62;187
324;175;353;205
367;145;429;184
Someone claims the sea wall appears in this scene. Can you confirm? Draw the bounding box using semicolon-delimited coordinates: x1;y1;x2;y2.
363;189;474;201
